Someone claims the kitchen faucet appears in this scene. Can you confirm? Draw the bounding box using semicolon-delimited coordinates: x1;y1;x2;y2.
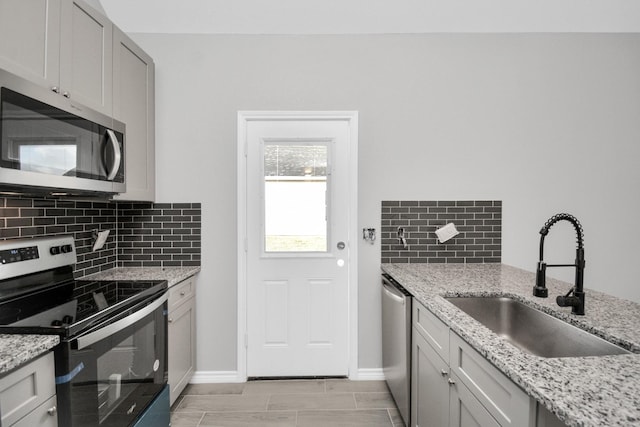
532;213;586;315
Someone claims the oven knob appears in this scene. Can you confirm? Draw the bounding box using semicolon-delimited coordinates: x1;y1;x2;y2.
62;315;73;325
51;320;63;327
61;244;73;253
50;246;60;255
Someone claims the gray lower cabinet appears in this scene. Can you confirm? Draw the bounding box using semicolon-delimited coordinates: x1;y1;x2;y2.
449;332;531;427
412;300;534;427
168;276;197;405
412;325;449;427
0;352;58;427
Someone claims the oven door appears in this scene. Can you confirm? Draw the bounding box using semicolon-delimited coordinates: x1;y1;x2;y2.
55;292;168;427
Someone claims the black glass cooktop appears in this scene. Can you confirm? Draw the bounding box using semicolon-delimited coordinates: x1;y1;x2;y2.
0;278;167;338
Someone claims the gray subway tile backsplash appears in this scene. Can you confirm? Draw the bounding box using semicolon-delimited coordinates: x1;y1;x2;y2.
117;202;201;268
0;196;201;277
381;200;501;264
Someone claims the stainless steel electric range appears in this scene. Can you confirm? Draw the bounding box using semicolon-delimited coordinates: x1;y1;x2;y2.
0;235;169;427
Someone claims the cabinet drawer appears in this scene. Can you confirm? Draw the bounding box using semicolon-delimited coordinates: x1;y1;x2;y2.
0;352;56;426
169;276;195;310
450;332;531;426
413;300;449;361
13;395;58;427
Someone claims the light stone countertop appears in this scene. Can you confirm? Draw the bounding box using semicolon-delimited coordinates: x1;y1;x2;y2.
381;263;640;427
0;334;59;375
83;266;201;288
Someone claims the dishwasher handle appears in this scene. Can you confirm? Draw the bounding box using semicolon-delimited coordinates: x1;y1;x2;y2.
382;277;406;304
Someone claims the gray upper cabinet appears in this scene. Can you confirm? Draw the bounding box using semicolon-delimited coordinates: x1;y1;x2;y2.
113;27;156;201
60;0;113;115
0;0;61;88
0;0;113;116
1;0;156;200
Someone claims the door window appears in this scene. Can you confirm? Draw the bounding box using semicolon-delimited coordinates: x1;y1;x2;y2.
263;143;329;253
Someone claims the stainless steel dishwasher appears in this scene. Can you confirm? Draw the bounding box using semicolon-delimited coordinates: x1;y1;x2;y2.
381;273;412;426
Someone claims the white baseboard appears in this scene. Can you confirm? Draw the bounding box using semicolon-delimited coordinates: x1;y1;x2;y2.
190;370;243;384
353;368;385;381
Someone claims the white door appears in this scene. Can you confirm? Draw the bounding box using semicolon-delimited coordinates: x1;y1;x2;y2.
243;113;355;377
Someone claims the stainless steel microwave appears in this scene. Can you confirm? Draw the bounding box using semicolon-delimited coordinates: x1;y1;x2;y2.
0;69;125;195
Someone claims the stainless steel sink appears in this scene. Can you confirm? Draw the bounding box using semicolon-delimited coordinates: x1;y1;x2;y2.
445;296;630;358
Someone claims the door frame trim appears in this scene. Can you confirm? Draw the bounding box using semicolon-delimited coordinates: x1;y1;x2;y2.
237;111;359;381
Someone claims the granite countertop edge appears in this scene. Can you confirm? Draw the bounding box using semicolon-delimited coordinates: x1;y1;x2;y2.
0;334;59;376
381;262;640;427
82;266;201;287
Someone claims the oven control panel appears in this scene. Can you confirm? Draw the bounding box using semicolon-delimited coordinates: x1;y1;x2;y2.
0;235;76;280
0;246;39;264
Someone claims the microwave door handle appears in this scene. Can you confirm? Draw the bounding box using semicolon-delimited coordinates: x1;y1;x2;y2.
75;292;168;350
105;129;122;181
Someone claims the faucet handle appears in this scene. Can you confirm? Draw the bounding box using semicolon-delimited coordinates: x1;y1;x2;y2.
533;262;548;297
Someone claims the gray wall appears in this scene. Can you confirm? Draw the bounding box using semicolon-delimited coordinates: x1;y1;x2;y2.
130;33;640;374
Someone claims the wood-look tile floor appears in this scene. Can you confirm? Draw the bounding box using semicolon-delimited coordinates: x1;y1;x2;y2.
171;379;406;427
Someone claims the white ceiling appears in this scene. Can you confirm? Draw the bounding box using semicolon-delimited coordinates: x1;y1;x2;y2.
98;0;640;34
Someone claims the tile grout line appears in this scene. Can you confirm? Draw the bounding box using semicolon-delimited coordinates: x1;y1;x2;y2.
386;408;393;426
196;411;206;427
265;392;272;411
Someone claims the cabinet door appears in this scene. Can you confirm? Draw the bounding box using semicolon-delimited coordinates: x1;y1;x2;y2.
449;373;500;427
112;27;155;201
0;0;61;88
59;0;112;114
411;327;449;427
450;332;531;427
168;296;196;405
0;352;56;426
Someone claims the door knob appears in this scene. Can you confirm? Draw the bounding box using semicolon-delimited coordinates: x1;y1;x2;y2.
337;241;346;250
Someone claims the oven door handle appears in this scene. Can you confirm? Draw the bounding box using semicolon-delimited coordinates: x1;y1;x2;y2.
76;292;168;350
